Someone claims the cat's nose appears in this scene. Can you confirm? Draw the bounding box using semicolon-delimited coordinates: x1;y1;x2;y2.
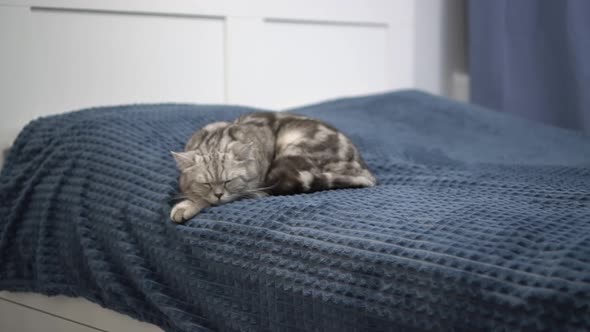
214;192;223;199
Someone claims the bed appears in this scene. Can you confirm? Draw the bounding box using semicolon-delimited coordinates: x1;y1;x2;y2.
0;1;474;330
1;90;589;331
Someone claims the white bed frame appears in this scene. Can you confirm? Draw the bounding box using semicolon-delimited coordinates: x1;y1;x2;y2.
0;1;466;330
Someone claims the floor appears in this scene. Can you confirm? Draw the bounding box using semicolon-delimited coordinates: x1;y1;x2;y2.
0;291;163;332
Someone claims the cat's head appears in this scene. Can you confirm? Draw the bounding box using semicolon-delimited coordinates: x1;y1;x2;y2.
172;141;262;205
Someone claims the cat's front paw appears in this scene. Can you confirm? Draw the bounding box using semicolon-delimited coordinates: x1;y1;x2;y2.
170;200;203;223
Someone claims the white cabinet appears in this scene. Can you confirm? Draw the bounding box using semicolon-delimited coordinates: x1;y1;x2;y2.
227;18;397;109
1;0;418;150
28;8;226;112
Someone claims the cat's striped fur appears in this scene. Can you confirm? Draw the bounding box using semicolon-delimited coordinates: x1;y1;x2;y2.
171;112;376;223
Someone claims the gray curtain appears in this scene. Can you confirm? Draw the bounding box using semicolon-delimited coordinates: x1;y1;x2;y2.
469;0;590;132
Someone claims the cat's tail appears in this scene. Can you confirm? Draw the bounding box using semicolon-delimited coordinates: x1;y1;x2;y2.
266;166;376;196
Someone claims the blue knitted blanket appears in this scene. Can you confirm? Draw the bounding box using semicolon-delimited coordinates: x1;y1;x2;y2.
1;91;589;331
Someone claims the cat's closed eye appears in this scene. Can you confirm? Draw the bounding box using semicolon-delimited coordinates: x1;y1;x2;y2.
223;178;238;185
224;177;247;189
191;183;212;193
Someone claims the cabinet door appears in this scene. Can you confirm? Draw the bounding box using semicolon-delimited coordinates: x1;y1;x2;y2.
28;8;225;113
1;6;225;148
226;18;405;109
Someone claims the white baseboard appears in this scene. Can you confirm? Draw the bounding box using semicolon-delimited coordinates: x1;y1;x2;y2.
451;71;470;102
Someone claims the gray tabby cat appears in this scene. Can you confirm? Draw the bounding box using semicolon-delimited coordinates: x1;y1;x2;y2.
170;112;376;223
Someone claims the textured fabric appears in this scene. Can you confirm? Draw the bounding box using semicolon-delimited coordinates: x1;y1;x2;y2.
1;90;590;331
469;0;590;132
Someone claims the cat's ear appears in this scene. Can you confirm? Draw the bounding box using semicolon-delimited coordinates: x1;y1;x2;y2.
233;142;255;160
171;151;196;170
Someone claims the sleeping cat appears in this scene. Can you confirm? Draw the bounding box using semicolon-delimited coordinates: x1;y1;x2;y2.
170;112;376;223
